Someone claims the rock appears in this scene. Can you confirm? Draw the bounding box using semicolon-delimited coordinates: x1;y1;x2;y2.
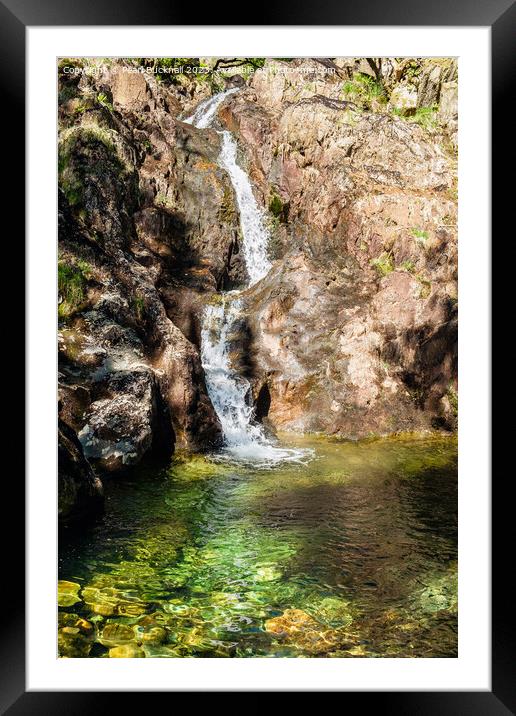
250;59;343;111
265;608;344;655
58;630;93;658
134;625;167;645
111;71;150;112
417;64;442;108
438;81;458;148
58;419;103;525
78;368;170;472
82;585;148;617
99;622;135;647
389;84;418;115
58;65;236;461
109;644;145;658
265;608;314;634
221;58;456;437
307;597;354;628
57;580;82;607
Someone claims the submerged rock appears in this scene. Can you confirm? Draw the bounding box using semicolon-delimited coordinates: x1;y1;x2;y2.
98;622;136;647
82;585;148;617
57;580;82;607
265;608;345;655
109;644;145;658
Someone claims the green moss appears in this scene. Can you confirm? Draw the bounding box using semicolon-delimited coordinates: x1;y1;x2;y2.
132;295;145;322
400;260;416;273
58;259;91;318
268;193;284;218
371;252;394;277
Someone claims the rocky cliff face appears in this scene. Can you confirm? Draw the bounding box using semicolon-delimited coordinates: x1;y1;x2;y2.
220;59;457;436
58;58;457;521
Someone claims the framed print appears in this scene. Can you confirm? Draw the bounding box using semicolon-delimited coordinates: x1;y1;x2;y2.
4;0;510;709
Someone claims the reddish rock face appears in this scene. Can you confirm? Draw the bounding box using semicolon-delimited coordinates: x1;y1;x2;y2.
219;59;457;436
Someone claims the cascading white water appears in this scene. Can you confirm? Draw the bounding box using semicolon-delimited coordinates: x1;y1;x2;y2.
189;89;310;465
183;87;240;129
218;131;272;285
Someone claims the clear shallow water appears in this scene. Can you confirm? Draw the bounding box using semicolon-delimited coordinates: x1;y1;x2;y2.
58;434;457;658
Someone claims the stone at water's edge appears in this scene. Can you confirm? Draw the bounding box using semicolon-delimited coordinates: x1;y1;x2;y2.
58;418;103;526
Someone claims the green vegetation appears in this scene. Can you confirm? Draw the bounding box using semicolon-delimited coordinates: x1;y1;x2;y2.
96;92;114;112
400;260;416;273
391;103;438;132
417;277;432;299
446;385;458;418
410;105;438;131
132;295;145;321
370;251;394;276
411;228;429;248
268;192;286;220
341;73;387;109
58;259;91;319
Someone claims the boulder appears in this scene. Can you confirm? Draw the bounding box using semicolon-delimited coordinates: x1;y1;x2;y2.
417;64;442;108
389;84;418;115
439;81;458;125
58;418;103;525
78;368;172;472
111;71;150;112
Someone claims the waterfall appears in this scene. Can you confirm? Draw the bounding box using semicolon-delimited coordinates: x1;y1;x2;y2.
201;296;264;448
189;89;309;464
218;131;272;286
183;87;239;129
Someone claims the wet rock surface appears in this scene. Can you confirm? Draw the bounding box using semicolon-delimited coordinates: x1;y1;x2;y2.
58;419;103;525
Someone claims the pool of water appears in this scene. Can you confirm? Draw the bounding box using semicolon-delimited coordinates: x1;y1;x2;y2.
58;433;458;658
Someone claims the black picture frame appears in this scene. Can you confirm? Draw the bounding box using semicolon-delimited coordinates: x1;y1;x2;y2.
5;0;508;710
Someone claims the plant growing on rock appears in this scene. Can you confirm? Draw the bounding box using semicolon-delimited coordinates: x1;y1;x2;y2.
96;92;114;113
370;252;394;276
411;228;429;248
341;73;387;110
410;105;438;131
400;260;416;273
132;295;146;322
58;259;91;319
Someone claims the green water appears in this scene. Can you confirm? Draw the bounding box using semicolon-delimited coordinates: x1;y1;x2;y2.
58;434;458;658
